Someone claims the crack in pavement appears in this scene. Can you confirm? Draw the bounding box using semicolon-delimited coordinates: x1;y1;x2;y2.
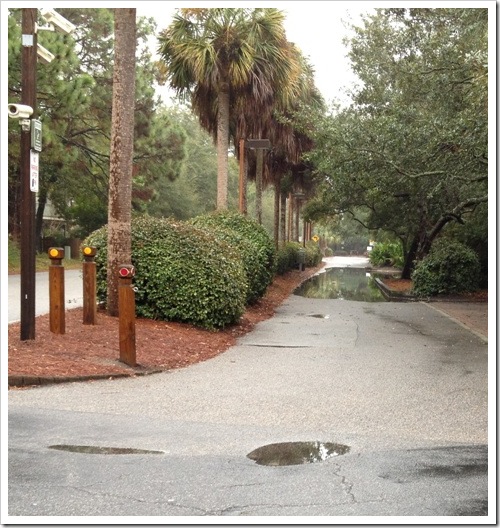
331;462;356;503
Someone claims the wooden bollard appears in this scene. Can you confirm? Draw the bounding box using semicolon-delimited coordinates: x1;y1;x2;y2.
48;247;65;334
118;264;136;367
82;246;97;325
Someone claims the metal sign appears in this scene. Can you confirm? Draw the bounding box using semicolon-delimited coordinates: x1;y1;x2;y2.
31;119;42;151
30;150;39;192
246;139;271;149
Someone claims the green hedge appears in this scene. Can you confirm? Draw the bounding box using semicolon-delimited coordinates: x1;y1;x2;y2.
190;210;276;302
83;216;248;329
276;241;323;275
411;239;481;296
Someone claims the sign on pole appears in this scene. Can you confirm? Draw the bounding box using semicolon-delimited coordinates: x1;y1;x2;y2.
31;118;42;151
30;150;39;192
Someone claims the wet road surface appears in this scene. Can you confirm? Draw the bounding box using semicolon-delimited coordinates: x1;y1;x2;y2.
7;262;490;520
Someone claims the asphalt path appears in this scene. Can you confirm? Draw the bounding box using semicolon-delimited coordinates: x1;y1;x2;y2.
6;258;491;521
8;269;84;323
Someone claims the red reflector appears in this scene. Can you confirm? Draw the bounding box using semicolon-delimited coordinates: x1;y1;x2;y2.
119;268;129;277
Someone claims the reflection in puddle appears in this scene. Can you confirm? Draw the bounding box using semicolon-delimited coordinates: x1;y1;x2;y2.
247;441;350;466
48;445;164;455
294;267;386;302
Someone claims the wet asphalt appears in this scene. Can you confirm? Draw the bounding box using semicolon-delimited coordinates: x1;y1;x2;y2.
7;259;490;520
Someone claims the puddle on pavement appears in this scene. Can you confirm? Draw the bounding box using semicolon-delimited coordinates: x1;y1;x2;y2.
294;267;387;301
48;445;164;455
247;441;350;466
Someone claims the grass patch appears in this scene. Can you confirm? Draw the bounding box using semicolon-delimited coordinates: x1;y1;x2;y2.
8;239;83;274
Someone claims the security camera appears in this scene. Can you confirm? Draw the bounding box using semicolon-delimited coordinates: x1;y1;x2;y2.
37;43;55;64
8;104;34;119
39;8;76;35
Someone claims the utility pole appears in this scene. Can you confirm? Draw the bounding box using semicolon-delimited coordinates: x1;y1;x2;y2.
20;8;37;340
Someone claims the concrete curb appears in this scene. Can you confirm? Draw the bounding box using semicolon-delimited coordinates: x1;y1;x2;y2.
374;277;418;302
8;368;165;388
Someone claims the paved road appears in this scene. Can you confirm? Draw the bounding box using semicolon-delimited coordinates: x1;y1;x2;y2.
8;269;83;323
7;258;490;520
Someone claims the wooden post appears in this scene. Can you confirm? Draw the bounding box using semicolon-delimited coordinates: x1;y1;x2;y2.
19;9;37;340
82;246;97;325
118;264;136;367
48;247;65;334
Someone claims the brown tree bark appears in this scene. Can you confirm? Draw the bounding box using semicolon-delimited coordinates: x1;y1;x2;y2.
106;8;136;316
216;82;229;210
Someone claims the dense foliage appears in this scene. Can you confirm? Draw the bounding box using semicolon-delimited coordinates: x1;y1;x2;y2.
84;216;248;329
369;241;404;268
190;211;275;304
276;241;322;275
8;8;186;243
303;8;488;279
411;239;481;296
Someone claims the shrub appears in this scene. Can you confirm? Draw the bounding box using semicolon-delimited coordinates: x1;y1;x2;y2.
304;241;323;267
276;241;323;274
276;242;301;274
411;239;481;297
369;241;404;268
83;216;248;329
190;210;276;301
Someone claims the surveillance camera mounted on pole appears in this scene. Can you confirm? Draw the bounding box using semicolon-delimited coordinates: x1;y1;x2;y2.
39;8;76;35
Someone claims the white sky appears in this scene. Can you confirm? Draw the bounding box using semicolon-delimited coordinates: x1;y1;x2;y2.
136;1;374;106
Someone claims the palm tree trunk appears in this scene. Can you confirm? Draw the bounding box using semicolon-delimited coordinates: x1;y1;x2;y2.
280;190;287;245
273;181;280;248
255;149;263;224
216;84;229;210
106;8;136;316
238;139;246;214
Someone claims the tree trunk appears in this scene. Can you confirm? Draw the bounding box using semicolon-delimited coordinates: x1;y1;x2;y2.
287;192;292;242
401;235;419;279
273;181;280;249
280;190;287;246
106;8;136;316
255;149;263;224
238;138;247;215
216;83;229;210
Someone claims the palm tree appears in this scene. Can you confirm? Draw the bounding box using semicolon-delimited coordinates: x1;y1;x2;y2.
157;8;300;210
249;54;324;243
106;8;136;316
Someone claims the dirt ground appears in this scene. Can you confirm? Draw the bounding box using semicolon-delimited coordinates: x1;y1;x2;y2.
8;266;323;385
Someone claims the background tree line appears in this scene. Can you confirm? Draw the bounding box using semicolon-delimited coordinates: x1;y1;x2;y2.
302;8;488;280
7;8;242;249
8;7;489;289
